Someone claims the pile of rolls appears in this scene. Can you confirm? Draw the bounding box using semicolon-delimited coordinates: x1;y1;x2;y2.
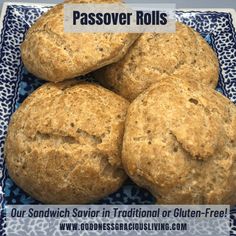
5;0;236;205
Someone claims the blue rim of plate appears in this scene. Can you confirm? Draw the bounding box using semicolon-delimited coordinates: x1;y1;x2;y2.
0;4;236;235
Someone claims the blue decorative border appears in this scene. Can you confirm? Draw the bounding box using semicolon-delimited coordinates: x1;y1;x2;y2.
176;10;236;101
0;5;51;236
0;4;235;235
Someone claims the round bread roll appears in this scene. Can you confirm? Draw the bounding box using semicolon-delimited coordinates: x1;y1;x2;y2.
95;22;219;101
21;0;139;82
5;81;129;204
122;76;236;204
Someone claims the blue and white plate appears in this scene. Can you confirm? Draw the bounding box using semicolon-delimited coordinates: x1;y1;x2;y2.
0;2;236;235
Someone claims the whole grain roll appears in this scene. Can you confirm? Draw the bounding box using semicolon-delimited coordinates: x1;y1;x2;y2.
5;81;129;204
21;0;139;82
122;76;236;204
95;22;219;101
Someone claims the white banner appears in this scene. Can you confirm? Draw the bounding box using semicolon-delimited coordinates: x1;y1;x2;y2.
6;205;230;236
64;3;176;33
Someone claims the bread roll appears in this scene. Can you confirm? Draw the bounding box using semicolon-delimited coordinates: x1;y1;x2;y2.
5;81;129;204
95;22;219;101
122;76;236;204
21;0;139;82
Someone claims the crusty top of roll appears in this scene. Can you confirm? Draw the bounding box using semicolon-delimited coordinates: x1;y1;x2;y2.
21;0;139;82
122;76;236;204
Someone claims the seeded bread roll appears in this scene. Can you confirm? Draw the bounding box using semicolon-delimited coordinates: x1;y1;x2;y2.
95;22;219;101
5;81;129;204
21;0;139;82
122;76;236;204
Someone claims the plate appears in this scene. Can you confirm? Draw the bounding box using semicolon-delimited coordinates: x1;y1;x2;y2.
0;2;236;235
